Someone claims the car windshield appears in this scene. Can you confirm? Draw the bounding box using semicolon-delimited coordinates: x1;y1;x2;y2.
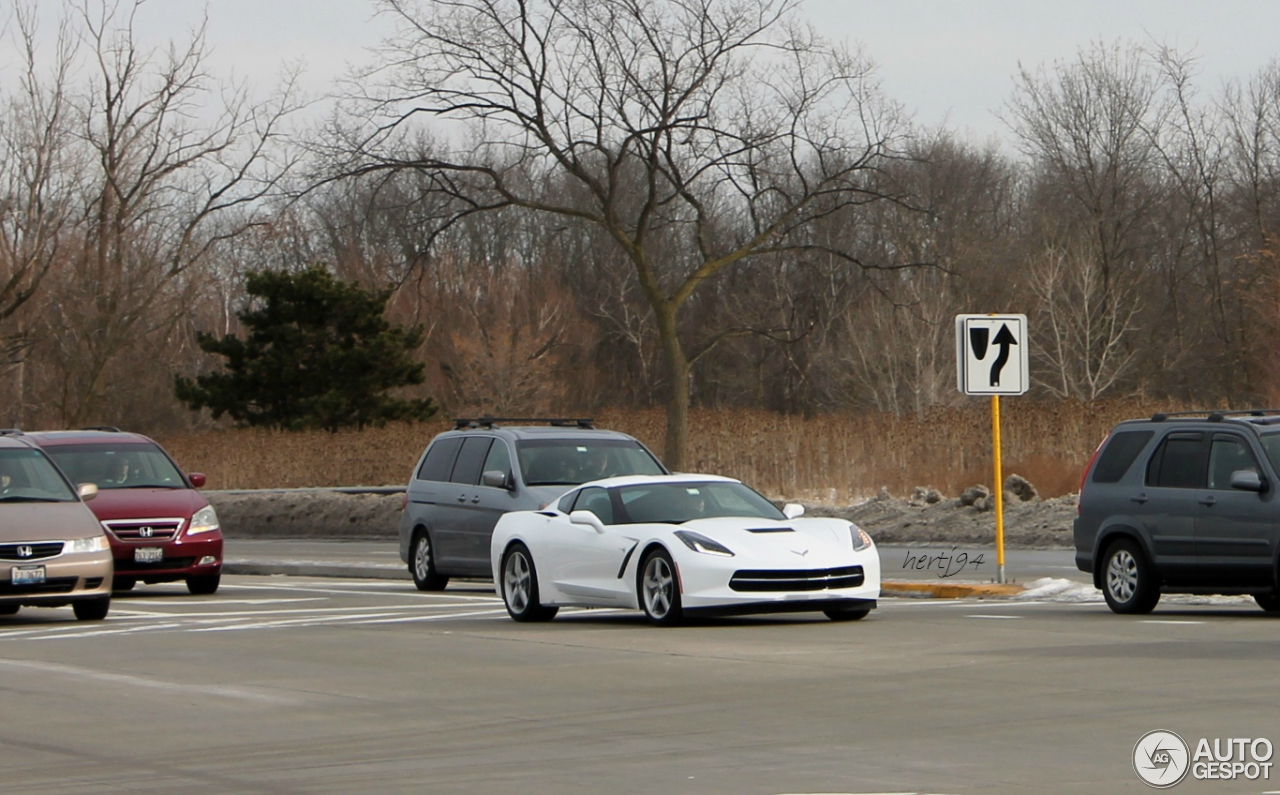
517;439;665;486
0;448;77;502
611;481;785;524
43;443;187;490
1259;432;1280;474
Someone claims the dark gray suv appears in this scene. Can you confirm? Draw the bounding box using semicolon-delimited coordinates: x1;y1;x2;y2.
1075;410;1280;614
398;418;668;590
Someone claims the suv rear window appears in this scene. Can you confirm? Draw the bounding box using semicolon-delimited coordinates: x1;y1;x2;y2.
1091;430;1153;483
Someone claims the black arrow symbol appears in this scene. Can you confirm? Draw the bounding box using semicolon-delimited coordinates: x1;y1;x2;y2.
969;327;989;361
989;324;1017;386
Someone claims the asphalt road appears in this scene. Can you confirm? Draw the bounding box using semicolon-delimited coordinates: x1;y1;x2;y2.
3;575;1278;794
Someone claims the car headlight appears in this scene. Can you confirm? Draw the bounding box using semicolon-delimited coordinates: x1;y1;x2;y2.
674;530;735;557
850;525;873;551
187;505;220;535
66;535;109;553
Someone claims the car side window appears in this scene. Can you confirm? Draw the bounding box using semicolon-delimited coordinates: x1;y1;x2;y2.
572;487;615;525
417;437;463;482
450;437;494;485
1207;435;1259;490
1092;431;1154;483
556;491;578;514
481;440;513;486
1146;432;1206;489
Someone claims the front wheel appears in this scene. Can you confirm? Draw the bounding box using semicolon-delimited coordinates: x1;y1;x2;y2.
411;530;449;591
1102;539;1160;614
186;573;221;595
824;606;871;621
501;543;557;622
639;548;682;626
113;576;136;592
1253;593;1280;613
72;596;111;621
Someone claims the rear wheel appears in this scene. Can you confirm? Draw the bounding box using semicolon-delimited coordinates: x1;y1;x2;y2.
824;606;871;621
639;549;682;626
112;576;136;592
72;596;110;621
186;573;221;595
1102;539;1160;614
501;543;557;622
1253;593;1280;612
411;530;449;591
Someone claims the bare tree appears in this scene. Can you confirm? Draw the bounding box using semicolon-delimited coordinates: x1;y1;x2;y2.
333;0;911;468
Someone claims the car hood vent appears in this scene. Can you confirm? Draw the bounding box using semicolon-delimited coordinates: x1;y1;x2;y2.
745;527;794;533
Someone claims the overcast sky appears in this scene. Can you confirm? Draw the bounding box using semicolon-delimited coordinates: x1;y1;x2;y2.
5;0;1279;148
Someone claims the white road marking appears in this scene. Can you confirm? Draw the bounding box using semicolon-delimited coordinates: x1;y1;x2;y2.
1141;620;1206;625
964;614;1022;619
0;657;297;703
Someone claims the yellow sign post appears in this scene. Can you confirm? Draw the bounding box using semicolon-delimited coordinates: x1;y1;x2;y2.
956;314;1027;585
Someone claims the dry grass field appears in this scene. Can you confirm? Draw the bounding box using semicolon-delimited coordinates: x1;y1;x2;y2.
157;398;1183;501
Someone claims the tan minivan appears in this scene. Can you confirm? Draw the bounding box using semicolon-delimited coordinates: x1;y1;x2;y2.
0;431;113;620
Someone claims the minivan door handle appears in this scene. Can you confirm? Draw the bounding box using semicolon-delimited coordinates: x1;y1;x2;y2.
1198;495;1217;507
470;495;481;504
456;493;467;503
1130;493;1148;504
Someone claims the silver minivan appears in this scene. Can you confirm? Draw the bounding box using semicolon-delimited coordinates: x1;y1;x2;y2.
398;419;667;590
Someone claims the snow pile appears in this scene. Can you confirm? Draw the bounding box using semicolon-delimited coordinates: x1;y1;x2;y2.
1014;577;1103;603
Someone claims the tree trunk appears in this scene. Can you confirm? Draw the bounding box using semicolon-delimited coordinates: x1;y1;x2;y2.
655;305;689;471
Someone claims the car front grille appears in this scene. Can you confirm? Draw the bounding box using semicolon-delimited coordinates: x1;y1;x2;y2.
729;565;865;592
0;577;78;596
115;557;195;573
102;518;183;542
0;542;65;561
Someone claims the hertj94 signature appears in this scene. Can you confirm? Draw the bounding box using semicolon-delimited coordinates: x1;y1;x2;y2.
901;547;985;579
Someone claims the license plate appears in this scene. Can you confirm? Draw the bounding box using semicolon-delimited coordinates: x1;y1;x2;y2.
12;566;46;585
134;547;164;563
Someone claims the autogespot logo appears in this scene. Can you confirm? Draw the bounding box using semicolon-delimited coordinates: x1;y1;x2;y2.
1134;730;1190;788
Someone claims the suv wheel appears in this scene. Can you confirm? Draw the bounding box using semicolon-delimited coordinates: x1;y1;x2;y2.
411;530;449;591
1102;539;1160;614
1253;593;1280;613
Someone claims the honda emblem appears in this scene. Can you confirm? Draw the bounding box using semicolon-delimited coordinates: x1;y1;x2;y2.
16;545;33;558
139;527;154;538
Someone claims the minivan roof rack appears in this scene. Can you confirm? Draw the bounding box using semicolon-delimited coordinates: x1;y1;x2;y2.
1150;409;1280;422
80;426;122;432
453;417;595;430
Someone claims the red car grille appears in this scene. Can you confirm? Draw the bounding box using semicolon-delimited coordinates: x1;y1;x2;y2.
102;518;183;542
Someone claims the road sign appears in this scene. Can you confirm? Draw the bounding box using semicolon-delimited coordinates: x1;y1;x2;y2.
955;314;1029;396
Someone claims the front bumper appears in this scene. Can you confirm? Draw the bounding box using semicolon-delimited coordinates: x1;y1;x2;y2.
110;532;223;579
674;547;882;612
0;551;113;606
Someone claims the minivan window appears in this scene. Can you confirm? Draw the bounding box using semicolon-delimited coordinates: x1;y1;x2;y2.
1146;433;1206;489
43;443;185;489
450;437;493;485
481;441;512;484
418;437;463;481
0;448;77;502
517;439;665;487
1092;430;1153;483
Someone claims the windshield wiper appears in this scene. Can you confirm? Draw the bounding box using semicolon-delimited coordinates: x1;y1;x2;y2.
0;495;65;503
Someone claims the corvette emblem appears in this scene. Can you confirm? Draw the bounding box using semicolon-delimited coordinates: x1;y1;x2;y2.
791;548;809;557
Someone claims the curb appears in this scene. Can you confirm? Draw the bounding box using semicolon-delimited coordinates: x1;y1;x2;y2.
881;580;1025;599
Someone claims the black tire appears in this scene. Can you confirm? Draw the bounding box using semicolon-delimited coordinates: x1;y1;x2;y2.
410;530;449;591
186;573;221;595
0;604;19;616
638;548;682;625
113;576;137;592
824;606;872;622
500;543;557;622
1253;593;1280;612
72;596;111;621
1101;538;1160;614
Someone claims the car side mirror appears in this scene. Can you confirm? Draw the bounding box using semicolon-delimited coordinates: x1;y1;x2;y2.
482;470;511;490
569;510;606;533
77;482;99;502
1230;470;1267;493
188;473;206;489
782;503;805;519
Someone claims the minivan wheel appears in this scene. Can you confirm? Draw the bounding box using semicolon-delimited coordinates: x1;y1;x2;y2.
1102;539;1160;614
1253;593;1280;613
72;596;110;621
411;530;449;591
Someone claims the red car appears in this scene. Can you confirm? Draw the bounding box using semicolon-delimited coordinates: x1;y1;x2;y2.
26;428;223;595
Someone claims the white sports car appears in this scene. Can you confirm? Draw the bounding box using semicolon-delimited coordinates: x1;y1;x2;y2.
490;474;880;625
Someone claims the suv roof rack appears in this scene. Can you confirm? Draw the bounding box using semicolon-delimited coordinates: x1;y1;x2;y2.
0;428;24;436
80;425;122;432
453;417;596;430
1150;409;1280;423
